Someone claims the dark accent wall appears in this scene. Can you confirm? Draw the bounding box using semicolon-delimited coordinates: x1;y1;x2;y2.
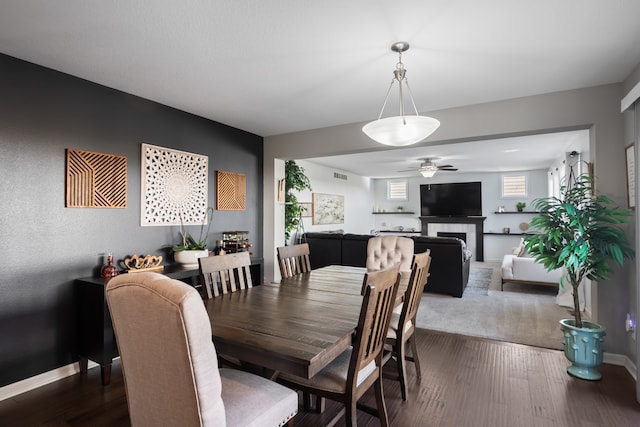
0;54;263;386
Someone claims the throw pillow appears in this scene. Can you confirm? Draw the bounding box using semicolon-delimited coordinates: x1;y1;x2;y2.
512;238;526;257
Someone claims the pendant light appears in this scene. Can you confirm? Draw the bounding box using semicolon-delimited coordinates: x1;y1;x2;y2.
362;42;440;146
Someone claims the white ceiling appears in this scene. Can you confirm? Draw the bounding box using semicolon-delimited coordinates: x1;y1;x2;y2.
305;129;589;178
1;1;638;177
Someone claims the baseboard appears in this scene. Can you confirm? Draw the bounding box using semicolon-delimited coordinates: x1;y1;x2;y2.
0;361;98;401
604;352;637;381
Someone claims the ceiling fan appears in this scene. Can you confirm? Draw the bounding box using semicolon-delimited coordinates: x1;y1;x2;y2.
398;158;458;177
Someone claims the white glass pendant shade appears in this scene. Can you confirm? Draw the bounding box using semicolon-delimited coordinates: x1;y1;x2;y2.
420;168;437;178
362;115;440;146
363;42;441;146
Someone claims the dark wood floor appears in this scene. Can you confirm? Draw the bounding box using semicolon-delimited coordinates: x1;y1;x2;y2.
1;329;639;426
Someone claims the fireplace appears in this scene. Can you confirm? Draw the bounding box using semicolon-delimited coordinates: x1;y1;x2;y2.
437;231;466;243
419;216;486;261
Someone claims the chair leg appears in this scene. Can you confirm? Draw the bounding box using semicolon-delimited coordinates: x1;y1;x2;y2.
344;400;357;427
410;335;422;382
374;377;389;427
303;392;312;411
397;340;408;401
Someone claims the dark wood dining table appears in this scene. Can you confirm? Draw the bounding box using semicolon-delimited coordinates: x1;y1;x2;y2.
203;265;405;379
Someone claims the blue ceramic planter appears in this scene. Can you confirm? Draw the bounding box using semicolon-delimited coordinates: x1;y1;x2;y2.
559;319;606;380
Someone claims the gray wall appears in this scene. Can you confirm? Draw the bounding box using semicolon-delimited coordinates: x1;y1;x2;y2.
265;83;635;357
0;54;263;386
622;65;640;374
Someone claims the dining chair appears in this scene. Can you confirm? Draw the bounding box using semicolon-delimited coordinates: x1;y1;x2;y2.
106;272;297;427
366;235;414;278
277;264;401;427
277;243;312;278
384;249;432;401
199;251;253;299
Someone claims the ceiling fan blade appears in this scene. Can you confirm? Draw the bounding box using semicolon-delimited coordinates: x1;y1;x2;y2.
439;168;458;171
437;164;454;168
397;168;420;172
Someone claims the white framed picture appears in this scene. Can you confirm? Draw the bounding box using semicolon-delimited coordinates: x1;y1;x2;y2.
312;193;344;225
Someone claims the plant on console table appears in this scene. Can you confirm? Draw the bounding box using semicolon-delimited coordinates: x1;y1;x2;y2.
524;174;634;380
172;207;214;267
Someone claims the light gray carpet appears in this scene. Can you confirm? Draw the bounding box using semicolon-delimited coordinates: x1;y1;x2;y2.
463;267;492;296
415;262;573;350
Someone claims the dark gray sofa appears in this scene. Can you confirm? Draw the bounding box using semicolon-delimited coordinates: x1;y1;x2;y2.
302;232;472;297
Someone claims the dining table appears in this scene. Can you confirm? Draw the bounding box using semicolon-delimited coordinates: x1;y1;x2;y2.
203;264;407;379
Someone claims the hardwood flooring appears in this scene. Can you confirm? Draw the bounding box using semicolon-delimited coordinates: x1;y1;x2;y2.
1;329;638;426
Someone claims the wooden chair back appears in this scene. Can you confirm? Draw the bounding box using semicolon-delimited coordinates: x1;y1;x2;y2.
277;243;311;279
398;250;432;331
199;252;253;299
349;264;401;386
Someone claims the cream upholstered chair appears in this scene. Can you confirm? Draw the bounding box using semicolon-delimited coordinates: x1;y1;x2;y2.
199;252;253;299
106;272;297;427
366;236;414;278
385;250;431;401
278;264;401;427
277;243;311;278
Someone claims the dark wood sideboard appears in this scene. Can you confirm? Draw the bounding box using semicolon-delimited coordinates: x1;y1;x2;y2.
75;258;263;385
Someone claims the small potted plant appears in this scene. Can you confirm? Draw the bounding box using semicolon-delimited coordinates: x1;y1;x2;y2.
172;207;214;267
524;174;634;380
516;202;526;212
396;206;404;212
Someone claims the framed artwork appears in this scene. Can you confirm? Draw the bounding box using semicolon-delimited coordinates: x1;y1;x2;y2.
66;149;127;208
626;143;635;208
216;170;246;210
312;193;344;225
140;143;208;226
299;202;312;217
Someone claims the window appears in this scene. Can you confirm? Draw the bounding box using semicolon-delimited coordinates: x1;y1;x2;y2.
387;180;408;201
502;175;527;197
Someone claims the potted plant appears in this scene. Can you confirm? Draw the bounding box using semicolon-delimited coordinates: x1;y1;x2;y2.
524;174;634;380
396;205;404;212
284;160;312;245
172;207;214;267
516;202;526;212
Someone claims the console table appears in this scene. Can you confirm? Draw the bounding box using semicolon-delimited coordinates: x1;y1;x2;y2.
75;258;263;385
419;216;486;261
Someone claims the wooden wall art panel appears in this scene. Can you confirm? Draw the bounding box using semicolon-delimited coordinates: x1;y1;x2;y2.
216;170;246;210
66;149;127;208
141;143;208;226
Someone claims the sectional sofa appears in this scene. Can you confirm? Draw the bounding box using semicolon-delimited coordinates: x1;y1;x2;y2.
302;232;473;297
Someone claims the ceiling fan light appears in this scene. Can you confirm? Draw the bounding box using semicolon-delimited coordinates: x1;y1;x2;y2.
420;167;437;178
362;115;440;147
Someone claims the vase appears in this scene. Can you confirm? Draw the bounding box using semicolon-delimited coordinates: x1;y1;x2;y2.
174;249;209;268
101;253;120;278
559;319;606;380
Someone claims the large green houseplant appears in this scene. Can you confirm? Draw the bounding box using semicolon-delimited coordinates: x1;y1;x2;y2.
284;160;312;245
524;173;634;380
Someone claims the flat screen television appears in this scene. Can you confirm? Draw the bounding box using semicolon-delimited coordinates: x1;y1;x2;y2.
420;181;482;217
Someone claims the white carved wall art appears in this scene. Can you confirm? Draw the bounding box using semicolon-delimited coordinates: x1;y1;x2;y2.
141;143;208;226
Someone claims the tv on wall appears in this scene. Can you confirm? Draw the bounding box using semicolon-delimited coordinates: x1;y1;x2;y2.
420;181;482;217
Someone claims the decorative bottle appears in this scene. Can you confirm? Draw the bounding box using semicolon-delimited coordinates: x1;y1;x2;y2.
101;252;120;278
